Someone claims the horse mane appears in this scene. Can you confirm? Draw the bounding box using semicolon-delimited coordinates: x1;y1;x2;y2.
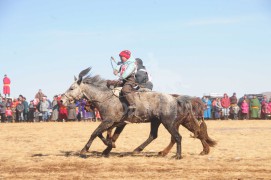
82;75;109;91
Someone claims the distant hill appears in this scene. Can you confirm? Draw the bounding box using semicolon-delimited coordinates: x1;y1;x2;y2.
262;92;271;99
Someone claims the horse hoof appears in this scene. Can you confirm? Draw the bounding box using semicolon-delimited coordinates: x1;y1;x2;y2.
200;151;208;155
102;152;110;158
79;154;87;158
80;148;88;155
175;155;183;160
158;151;167;157
132;150;141;155
79;150;87;158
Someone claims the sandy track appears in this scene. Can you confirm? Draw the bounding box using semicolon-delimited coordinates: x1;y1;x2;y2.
0;120;270;179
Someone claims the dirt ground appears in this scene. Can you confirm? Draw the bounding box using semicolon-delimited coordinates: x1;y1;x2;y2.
0;120;270;180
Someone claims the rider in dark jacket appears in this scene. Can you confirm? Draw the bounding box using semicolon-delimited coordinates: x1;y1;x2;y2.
135;58;153;90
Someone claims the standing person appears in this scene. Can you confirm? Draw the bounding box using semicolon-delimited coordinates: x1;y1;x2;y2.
0;98;7;123
12;98;18;122
241;99;249;120
221;93;231;120
28;100;36;122
6;98;13;108
211;98;217;119
35;89;45;102
268;99;271;119
3;74;11;97
238;95;250;118
58;100;67;121
84;100;95;121
67;100;77;121
230;93;238;105
39;96;49;122
80;98;87;120
22;97;29;122
214;98;222;120
250;95;261;119
261;95;269;119
16;100;24;122
94;108;101;121
51;95;59;121
202;96;212;120
230;93;239;120
134;58;153;90
107;50;137;117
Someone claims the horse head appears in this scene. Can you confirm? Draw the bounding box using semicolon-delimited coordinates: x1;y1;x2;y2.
61;67;91;106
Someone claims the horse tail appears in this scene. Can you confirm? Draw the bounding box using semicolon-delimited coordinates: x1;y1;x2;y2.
200;119;217;147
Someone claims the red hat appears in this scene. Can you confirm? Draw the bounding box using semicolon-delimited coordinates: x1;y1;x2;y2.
119;50;131;59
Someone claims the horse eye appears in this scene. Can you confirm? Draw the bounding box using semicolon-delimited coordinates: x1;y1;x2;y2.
70;87;74;90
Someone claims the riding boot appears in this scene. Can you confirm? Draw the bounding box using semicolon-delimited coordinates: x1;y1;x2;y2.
125;93;136;118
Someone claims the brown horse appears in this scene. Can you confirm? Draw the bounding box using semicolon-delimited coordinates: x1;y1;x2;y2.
158;96;216;156
61;67;197;159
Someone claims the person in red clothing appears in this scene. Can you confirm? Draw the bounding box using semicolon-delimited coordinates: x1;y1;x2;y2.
58;100;68;121
3;74;11;97
221;93;230;120
94;108;101;121
5;106;13;123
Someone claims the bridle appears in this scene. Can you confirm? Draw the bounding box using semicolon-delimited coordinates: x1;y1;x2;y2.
63;86;116;105
62;93;72;101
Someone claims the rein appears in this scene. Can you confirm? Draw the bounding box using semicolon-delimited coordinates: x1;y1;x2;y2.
82;89;115;104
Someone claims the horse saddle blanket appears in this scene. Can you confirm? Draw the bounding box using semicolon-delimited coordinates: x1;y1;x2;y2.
112;87;152;97
112;87;122;97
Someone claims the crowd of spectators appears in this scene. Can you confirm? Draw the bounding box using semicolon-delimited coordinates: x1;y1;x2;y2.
202;93;271;120
1;72;269;122
0;89;102;123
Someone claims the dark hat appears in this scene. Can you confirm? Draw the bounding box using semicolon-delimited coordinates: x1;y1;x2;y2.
135;58;143;65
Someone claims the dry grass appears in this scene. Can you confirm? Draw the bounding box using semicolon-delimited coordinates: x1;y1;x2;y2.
0;120;271;179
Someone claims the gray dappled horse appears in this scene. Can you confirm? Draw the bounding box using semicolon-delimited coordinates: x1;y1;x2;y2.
61;67;196;159
62;68;217;159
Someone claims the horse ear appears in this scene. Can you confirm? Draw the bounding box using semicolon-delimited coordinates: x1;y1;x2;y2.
74;76;77;81
77;67;91;85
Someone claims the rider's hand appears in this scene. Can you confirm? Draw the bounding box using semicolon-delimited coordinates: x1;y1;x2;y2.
113;70;118;75
106;80;112;88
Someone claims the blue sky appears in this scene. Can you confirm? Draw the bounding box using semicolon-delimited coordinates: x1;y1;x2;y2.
0;0;271;100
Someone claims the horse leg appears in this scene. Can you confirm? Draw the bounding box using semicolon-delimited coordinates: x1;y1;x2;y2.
98;133;111;146
106;129;113;141
102;123;127;156
162;122;182;159
80;120;114;155
111;123;127;148
158;135;176;156
105;123;127;148
158;116;199;156
133;120;161;154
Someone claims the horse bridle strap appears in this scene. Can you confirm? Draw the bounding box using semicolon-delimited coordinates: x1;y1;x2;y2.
83;91;114;104
63;93;72;100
